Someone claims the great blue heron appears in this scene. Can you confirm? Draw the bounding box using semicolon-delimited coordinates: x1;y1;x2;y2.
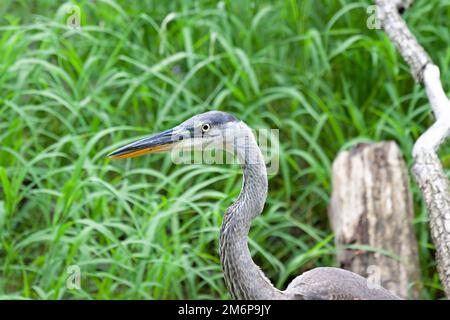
109;111;401;300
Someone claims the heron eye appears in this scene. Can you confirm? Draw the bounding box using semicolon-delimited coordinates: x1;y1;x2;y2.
202;123;210;132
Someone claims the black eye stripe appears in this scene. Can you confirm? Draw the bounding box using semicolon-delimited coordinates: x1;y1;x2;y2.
182;127;195;138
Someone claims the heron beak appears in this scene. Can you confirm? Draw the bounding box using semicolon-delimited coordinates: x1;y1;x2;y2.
108;128;177;159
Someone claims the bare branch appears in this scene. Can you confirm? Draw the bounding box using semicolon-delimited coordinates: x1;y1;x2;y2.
413;152;450;297
375;0;450;297
376;0;430;82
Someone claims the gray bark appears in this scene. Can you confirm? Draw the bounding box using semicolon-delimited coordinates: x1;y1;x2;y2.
376;0;450;297
329;142;421;299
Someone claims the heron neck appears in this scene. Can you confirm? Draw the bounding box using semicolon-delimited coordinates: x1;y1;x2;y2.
219;127;283;299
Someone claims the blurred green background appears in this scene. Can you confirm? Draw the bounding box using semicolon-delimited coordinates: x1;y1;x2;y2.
0;0;449;299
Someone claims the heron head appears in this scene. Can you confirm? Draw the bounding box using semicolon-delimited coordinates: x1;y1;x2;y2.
108;111;241;159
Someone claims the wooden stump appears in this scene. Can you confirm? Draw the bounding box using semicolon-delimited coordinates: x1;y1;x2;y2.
328;141;421;299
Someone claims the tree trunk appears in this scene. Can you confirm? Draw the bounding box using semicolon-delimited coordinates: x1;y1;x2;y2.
328;141;421;299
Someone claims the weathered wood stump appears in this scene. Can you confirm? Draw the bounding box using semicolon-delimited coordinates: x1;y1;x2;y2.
328;141;421;299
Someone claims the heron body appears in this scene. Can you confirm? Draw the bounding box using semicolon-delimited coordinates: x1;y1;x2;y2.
109;111;401;300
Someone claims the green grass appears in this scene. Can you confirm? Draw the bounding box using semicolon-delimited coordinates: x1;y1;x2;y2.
0;0;449;299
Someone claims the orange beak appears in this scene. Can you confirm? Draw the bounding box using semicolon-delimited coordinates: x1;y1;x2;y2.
108;129;176;159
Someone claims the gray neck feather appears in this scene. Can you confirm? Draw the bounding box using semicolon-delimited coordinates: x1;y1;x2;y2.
219;123;284;299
